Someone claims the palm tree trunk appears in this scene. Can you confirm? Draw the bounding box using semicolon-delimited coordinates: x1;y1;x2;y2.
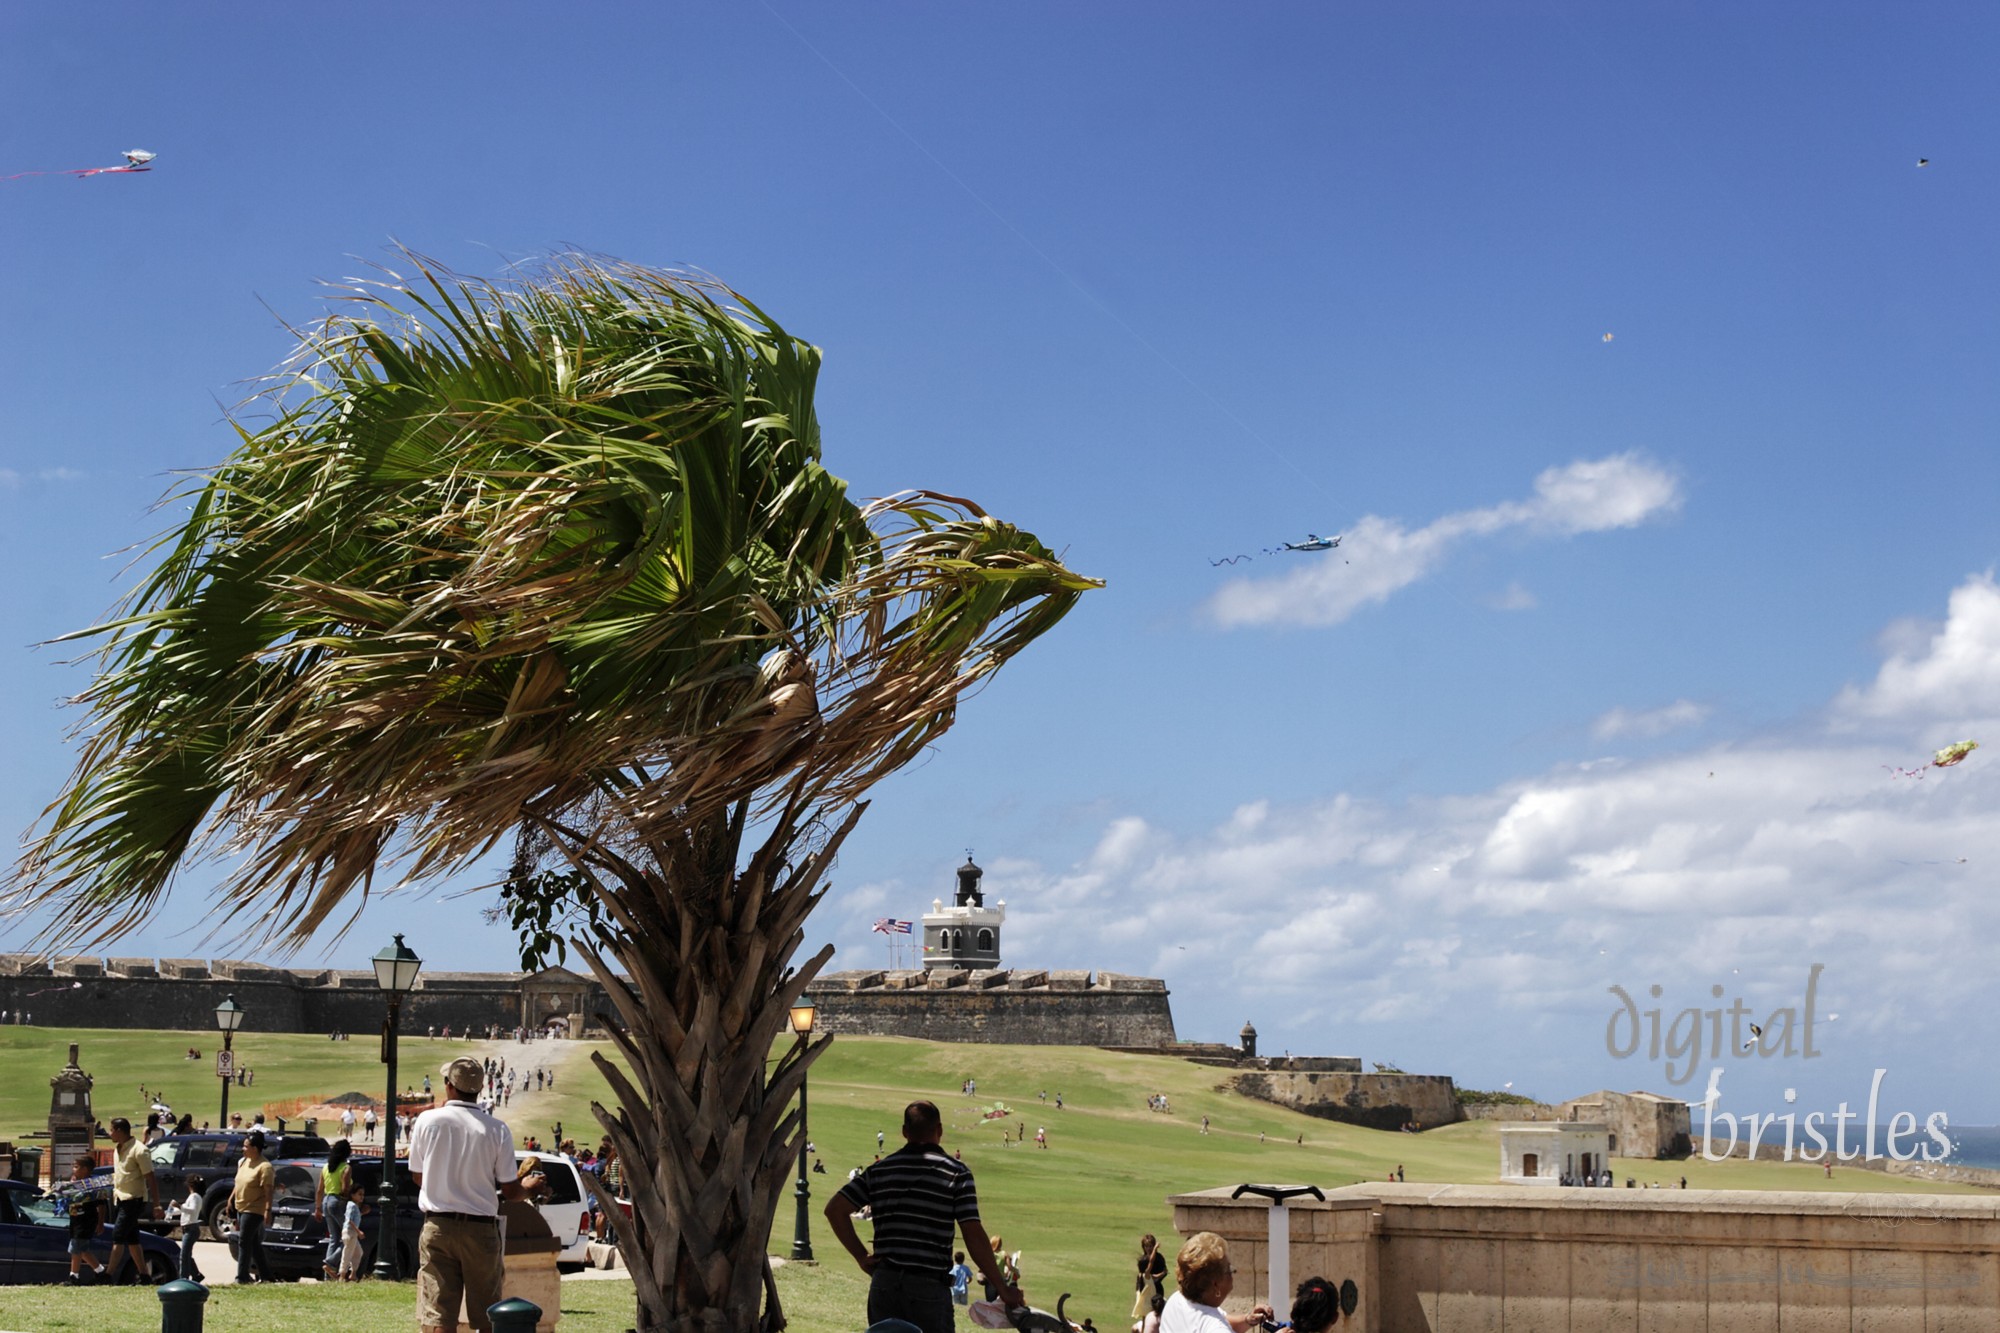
565;801;862;1333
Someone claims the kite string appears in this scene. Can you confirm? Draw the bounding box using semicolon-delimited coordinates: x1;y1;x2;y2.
754;0;1332;504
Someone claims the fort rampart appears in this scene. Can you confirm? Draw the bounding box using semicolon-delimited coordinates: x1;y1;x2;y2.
804;968;1177;1047
0;955;602;1036
1228;1069;1464;1132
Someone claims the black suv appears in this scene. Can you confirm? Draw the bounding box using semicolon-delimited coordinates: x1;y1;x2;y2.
259;1156;422;1281
140;1133;330;1240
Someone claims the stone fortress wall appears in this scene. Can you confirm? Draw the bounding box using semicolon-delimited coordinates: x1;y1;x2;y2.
805;968;1178;1047
0;954;604;1036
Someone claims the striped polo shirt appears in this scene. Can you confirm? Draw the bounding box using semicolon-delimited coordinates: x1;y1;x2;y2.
836;1142;980;1278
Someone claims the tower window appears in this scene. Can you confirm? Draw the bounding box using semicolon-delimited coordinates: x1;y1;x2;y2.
977;929;994;951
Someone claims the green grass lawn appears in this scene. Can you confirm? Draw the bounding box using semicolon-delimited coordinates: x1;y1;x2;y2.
2;1028;1986;1332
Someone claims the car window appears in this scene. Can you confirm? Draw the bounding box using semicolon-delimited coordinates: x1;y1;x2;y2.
0;1191;20;1223
149;1142;178;1167
14;1192;61;1226
528;1159;583;1205
274;1165;317;1203
184;1141;229;1170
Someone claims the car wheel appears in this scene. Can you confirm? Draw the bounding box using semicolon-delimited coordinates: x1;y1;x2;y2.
148;1252;176;1284
202;1190;233;1242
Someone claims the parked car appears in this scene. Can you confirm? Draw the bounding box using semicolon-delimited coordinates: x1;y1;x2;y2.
260;1156;421;1281
0;1180;180;1284
515;1151;592;1268
141;1132;330;1240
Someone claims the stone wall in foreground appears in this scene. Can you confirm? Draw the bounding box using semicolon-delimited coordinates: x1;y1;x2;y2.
804;968;1176;1047
1172;1181;2000;1333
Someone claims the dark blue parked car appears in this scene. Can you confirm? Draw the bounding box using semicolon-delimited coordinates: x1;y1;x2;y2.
0;1179;180;1284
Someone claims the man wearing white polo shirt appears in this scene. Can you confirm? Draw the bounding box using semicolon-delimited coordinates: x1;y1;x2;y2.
408;1057;545;1333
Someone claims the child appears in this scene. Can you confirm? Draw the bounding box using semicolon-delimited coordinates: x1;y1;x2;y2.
176;1175;206;1283
65;1157;108;1285
339;1182;369;1280
950;1250;973;1308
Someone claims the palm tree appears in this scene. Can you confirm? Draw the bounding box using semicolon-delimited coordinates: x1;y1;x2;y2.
11;252;1098;1331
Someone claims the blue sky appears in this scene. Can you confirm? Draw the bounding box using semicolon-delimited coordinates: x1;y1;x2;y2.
2;4;1997;1128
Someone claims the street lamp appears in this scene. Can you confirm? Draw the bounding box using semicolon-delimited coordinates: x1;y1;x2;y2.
788;999;816;1262
214;994;244;1129
371;933;422;1280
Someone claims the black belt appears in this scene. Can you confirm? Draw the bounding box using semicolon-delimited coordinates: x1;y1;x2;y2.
424;1211;498;1225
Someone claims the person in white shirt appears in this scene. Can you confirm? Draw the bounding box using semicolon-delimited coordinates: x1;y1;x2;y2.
363;1106;378;1141
176;1176;207;1283
1160;1233;1272;1333
408;1057;545;1333
341;1107;356;1138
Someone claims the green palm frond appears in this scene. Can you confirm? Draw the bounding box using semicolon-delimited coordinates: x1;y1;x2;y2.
10;251;1097;951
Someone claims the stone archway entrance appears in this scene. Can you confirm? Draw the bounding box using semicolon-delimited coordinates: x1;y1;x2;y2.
519;966;591;1034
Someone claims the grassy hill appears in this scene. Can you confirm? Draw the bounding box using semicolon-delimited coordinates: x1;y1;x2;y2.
1;1027;1984;1332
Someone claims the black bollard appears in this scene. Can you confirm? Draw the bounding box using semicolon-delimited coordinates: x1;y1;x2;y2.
159;1279;209;1333
488;1296;542;1333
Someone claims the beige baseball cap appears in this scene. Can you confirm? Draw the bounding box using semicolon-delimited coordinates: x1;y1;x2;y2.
442;1057;485;1094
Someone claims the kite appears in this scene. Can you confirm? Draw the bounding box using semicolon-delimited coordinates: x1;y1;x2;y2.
27;980;83;996
1886;739;1979;779
4;149;157;182
1209;533;1342;566
1742;1022;1763;1052
1602;333;1615;342
1917;158;1931;167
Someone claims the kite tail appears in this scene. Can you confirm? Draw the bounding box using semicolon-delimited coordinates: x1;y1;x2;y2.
1208;555;1252;566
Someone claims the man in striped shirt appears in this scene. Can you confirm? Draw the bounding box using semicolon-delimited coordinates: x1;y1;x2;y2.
826;1100;1024;1333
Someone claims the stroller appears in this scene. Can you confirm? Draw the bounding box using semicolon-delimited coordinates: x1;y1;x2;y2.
870;1292;1081;1333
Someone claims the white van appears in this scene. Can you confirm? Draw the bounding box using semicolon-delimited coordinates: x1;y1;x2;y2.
516;1150;593;1267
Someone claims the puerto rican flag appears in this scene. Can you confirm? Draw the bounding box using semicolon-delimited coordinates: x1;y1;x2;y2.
872;918;914;935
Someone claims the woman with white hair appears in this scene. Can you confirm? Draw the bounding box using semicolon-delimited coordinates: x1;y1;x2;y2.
1161;1233;1273;1333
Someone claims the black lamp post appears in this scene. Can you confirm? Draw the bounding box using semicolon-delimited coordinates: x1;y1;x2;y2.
371;934;422;1280
788;999;816;1262
214;994;244;1129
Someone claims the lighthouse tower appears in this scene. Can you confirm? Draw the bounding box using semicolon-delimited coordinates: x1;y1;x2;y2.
922;855;1005;971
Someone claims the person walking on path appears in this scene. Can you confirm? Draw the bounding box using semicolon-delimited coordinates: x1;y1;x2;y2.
825;1100;1022;1333
364;1106;378;1141
314;1139;354;1281
65;1155;110;1284
175;1175;207;1284
409;1056;546;1333
338;1182;369;1280
104;1116;163;1284
229;1131;277;1284
1131;1234;1168;1319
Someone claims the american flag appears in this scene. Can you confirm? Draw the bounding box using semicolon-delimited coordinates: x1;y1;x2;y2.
872;918;914;935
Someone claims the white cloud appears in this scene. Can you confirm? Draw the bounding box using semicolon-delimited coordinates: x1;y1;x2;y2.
0;466;86;488
1834;573;2000;727
991;574;2000;1110
1489;582;1537;612
1206;453;1681;629
1592;699;1712;741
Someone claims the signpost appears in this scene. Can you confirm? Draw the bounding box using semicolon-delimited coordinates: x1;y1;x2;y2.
215;1048;235;1080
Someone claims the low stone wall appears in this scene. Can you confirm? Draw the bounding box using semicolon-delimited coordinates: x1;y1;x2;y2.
1170;1182;2000;1333
1232;1071;1462;1132
1461;1103;1562;1121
